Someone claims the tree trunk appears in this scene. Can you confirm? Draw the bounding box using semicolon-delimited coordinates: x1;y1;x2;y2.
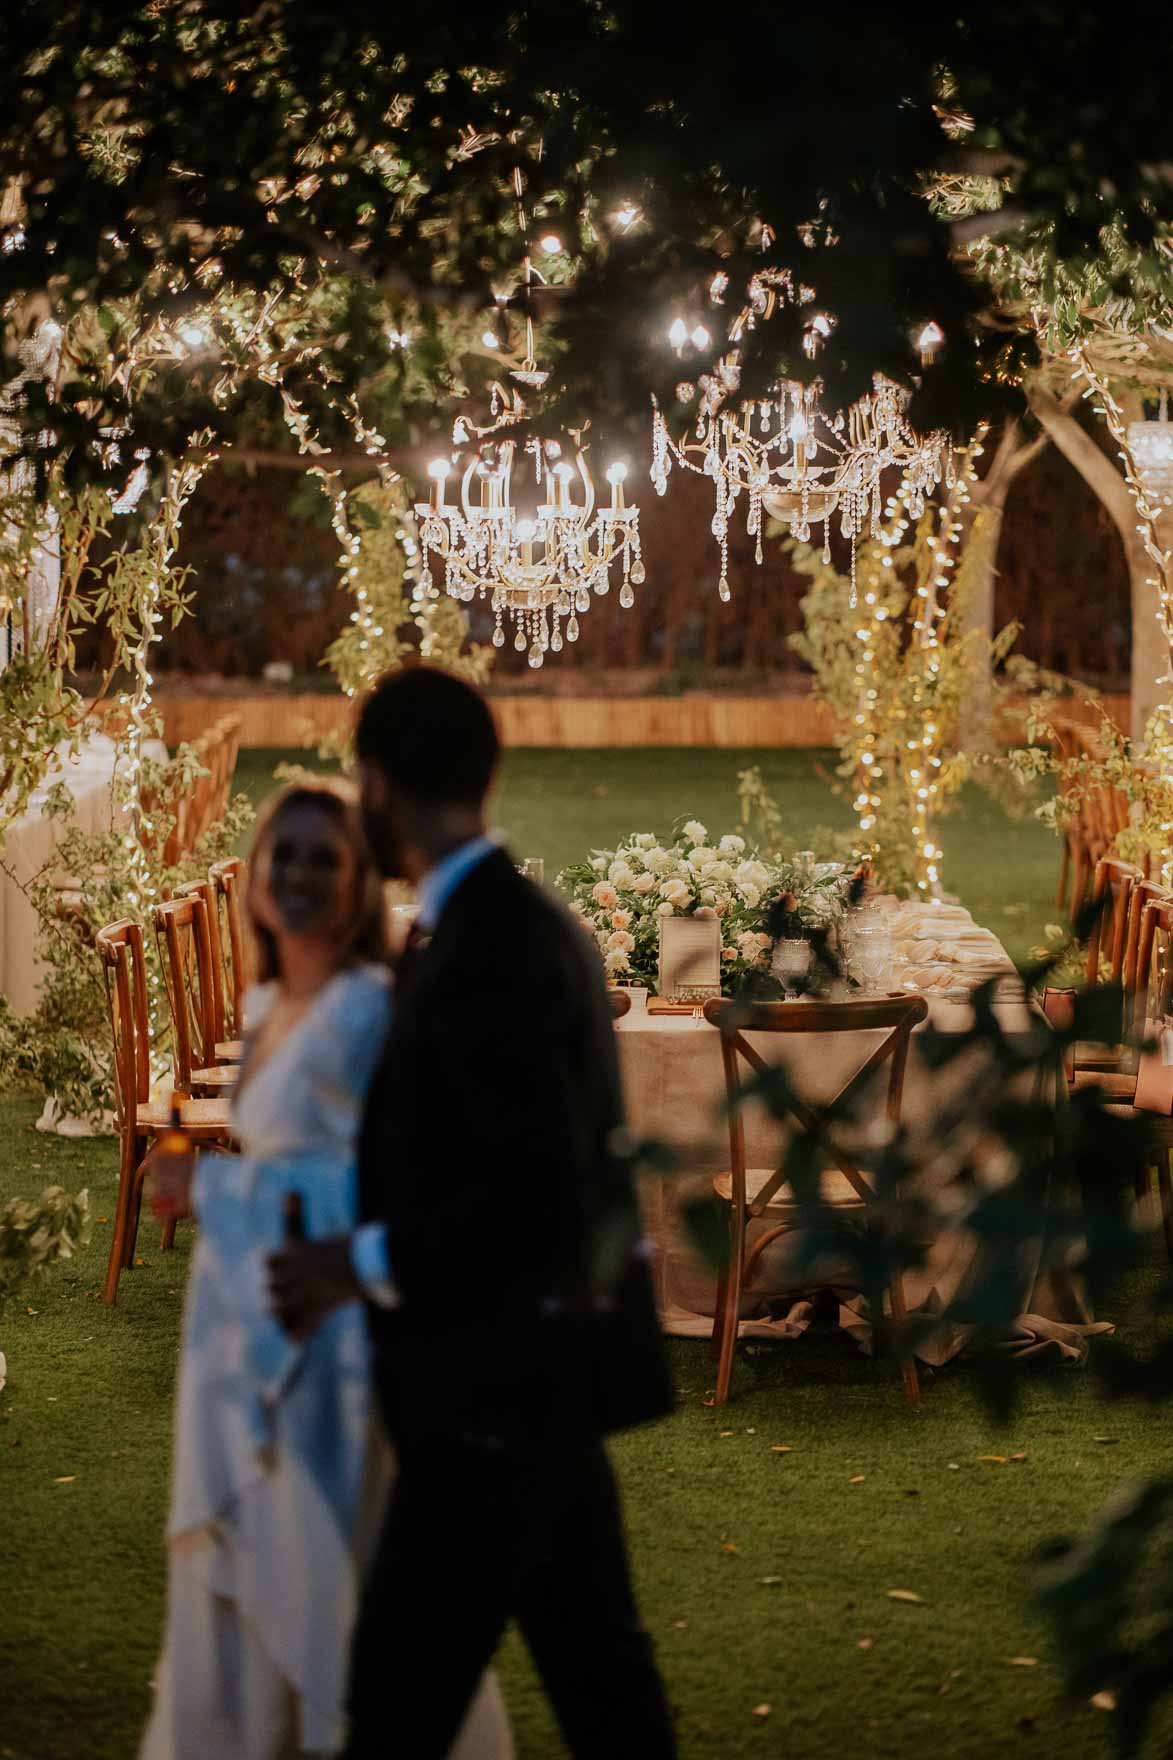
957;418;1049;751
1031;384;1173;744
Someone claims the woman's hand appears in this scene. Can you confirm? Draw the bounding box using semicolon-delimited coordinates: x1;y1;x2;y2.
147;1147;197;1221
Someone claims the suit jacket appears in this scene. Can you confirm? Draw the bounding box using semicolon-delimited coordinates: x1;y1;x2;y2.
357;847;674;1445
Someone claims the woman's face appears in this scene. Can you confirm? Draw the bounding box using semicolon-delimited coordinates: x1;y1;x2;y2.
252;803;359;944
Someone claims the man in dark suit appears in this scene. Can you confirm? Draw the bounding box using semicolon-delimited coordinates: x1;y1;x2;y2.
269;665;677;1759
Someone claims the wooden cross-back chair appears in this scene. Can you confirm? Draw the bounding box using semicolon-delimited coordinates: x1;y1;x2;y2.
1100;896;1173;1261
210;856;248;1043
608;988;632;1020
1072;876;1173;1096
152;895;237;1095
175;876;243;1061
96;920;231;1303
1084;857;1140;990
703;993;929;1405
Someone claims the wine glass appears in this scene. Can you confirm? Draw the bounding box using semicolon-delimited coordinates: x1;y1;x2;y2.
771;937;812;1002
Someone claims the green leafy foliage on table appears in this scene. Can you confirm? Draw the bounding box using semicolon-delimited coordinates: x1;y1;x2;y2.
559;819;854;993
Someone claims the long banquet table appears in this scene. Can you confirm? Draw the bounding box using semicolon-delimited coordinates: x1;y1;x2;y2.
616;899;1108;1367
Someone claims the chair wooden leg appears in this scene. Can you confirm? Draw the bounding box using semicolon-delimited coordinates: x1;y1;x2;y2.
160;1214;178;1252
710;1233;730;1364
123;1166;145;1269
887;1274;921;1404
714;1209;745;1405
103;1132;140;1305
1157;1150;1173;1265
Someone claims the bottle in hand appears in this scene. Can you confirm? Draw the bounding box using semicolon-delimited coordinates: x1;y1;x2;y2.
282;1190;306;1242
157;1091;190;1156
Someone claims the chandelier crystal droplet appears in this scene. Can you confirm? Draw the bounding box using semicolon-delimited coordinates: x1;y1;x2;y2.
650;265;950;605
413;164;644;667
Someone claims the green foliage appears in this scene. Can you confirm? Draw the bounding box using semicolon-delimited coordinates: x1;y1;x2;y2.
0;1183;90;1307
0;742;254;1125
787;500;1018;894
318;477;491;757
3;3;1170;478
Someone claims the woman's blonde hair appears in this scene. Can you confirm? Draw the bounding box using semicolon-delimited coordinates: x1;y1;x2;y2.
245;779;389;983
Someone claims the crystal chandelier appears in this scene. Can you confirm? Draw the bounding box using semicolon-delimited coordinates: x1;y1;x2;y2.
650;267;950;604
413;164;644;669
415;426;643;667
1127;390;1173;510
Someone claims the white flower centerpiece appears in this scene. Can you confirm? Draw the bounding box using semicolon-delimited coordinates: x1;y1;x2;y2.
559;823;856;995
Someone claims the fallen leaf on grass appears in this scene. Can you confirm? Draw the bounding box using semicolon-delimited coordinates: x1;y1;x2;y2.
849;1474;866;1484
751;1704;771;1719
1007;1657;1038;1668
723;1543;739;1555
947;1462;960;1470
886;1589;923;1604
769;1445;793;1454
857;1638;874;1651
672;1619;688;1630
1009;1452;1029;1462
53;1475;76;1484
96;1216;108;1224
746;1427;756;1435
1090;1691;1117;1712
1093;1437;1119;1446
759;1576;783;1587
719;1430;734;1438
977;1455;1007;1464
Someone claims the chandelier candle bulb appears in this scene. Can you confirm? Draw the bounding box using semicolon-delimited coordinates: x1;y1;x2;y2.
668;318;689;352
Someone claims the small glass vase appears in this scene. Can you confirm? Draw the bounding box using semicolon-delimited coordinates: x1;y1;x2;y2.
771;937;812;1001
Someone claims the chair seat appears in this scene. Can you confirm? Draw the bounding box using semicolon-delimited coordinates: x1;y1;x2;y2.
190;1064;238;1092
1102;1103;1173;1144
1070;1069;1138;1099
216;1039;244;1061
713;1166;867;1211
137;1096;232;1137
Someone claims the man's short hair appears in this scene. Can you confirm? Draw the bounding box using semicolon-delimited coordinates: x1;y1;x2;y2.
354;665;500;806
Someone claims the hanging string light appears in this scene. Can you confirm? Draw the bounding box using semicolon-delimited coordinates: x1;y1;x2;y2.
650;265;951;604
414;165;644;669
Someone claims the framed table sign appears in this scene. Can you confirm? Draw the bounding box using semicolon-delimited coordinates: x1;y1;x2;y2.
658;914;722;1001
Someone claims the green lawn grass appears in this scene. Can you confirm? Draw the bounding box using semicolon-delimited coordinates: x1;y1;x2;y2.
7;748;1163;1760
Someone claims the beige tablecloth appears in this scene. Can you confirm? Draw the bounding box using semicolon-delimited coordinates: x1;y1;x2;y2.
617;902;1107;1367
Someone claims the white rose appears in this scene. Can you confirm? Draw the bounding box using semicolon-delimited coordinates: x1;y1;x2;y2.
688;846;717;872
634;833;657;850
611;909;632;930
739;883;761;909
719;834;746;855
605;947;631;975
708;860;734;884
644;846;670;873
658;901;675;917
661;878;693;908
695;905;718;919
683;820;708;845
737;930;760;955
592;882;619;909
591;856;607;873
609;861;635;889
631;873;656;894
606;929;636;953
735;859;770;889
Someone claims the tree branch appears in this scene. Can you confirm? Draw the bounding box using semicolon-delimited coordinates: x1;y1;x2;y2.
1028;386;1137;547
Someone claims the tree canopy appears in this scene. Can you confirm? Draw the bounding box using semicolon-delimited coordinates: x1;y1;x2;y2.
2;1;1171;484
